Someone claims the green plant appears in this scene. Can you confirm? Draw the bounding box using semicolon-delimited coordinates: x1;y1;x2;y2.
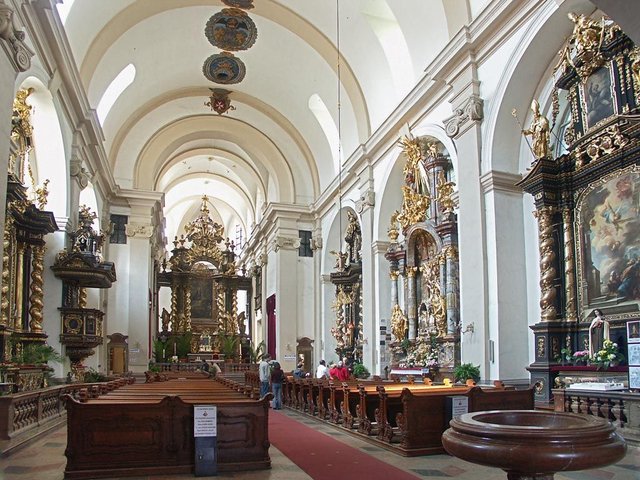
220;335;240;360
555;347;573;365
352;363;370;379
176;333;193;358
153;338;168;362
400;338;412;354
453;363;481;383
83;368;107;383
16;343;63;365
247;340;266;363
148;362;161;373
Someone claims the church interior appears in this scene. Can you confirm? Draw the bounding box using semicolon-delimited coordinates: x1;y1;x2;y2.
1;0;640;478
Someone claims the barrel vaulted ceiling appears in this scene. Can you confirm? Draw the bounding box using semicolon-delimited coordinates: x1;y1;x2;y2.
57;0;487;245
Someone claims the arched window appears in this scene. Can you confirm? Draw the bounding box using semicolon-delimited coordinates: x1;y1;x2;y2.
97;64;136;125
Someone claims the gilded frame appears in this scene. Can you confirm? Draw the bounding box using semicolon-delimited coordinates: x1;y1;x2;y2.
575;164;640;322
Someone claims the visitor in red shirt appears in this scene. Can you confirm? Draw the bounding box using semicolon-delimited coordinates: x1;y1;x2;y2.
335;361;350;381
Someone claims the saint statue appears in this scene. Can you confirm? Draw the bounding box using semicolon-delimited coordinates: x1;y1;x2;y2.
344;210;362;264
522;99;551;160
588;309;610;357
161;308;171;332
390;304;407;342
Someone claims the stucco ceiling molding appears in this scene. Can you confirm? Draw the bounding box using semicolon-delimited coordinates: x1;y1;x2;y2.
163;171;256;221
78;0;370;142
108;87;319;198
133;115;295;203
157;146;266;197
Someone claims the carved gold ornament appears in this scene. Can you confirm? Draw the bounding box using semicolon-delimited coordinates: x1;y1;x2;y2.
435;171;457;214
555;14;621;82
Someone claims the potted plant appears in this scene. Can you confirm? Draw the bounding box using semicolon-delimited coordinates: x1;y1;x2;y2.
220;335;240;362
247;340;266;363
352;362;370;379
453;363;481;383
591;339;624;370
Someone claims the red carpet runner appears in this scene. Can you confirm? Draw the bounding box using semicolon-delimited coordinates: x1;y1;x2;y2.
269;411;419;480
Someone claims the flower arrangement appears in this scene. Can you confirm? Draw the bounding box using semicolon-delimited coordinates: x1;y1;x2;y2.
591;340;624;370
404;335;440;369
572;350;590;365
170;355;179;363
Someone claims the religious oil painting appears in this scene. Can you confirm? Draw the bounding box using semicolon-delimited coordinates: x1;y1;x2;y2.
191;277;213;319
577;169;640;315
629;320;640;343
583;66;615;129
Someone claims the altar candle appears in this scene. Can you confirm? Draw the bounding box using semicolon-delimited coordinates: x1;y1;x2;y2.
162;348;166;360
173;343;177;356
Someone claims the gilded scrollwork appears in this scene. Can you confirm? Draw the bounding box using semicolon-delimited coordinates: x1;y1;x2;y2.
28;246;44;333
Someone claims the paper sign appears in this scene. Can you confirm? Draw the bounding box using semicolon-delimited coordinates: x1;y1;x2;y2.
283;354;296;361
194;405;217;437
450;396;468;418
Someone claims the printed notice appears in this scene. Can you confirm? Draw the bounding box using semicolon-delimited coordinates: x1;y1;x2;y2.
283;354;296;361
450;396;469;418
194;405;217;437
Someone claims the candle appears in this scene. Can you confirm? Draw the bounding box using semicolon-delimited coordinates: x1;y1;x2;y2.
173;343;177;356
162;348;166;360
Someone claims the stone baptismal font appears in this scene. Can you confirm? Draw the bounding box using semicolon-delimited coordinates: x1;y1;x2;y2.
442;410;626;480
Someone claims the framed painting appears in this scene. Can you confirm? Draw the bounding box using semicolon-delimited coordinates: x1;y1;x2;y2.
629;320;640;344
191;277;213;319
576;167;640;318
581;65;616;130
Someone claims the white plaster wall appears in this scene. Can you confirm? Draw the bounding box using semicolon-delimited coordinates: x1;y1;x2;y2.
43;230;66;378
106;243;130;339
296;256;314;339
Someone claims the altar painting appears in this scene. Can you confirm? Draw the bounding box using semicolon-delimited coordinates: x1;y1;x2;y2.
191;277;214;319
578;170;640;311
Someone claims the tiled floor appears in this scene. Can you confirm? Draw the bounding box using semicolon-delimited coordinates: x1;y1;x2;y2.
1;409;639;480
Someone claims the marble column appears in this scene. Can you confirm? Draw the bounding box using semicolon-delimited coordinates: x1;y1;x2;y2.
445;247;459;334
406;266;417;340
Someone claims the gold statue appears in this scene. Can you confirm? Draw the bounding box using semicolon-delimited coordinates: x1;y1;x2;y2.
522;99;550;160
436;171;457;214
34;179;50;210
390;304;407;342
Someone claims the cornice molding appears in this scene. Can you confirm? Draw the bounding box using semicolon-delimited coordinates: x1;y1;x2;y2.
0;0;33;72
480;170;523;195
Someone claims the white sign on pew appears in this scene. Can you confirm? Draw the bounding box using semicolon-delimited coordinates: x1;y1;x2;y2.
450;396;468;418
194;405;217;437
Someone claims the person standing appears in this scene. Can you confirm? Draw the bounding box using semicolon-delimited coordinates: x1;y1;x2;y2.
315;359;329;379
270;362;285;410
259;354;271;398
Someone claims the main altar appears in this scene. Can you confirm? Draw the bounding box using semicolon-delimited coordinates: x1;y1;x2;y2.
157;196;251;360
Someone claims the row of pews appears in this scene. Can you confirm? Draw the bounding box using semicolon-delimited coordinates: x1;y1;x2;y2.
267;372;534;456
64;373;271;479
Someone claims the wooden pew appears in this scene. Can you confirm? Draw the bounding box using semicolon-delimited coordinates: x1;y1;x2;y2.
63;377;272;478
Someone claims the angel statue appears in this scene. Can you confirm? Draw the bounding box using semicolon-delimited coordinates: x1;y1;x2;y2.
330;250;348;271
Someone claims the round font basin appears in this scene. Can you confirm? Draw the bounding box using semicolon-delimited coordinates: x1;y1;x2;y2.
442;410;626;479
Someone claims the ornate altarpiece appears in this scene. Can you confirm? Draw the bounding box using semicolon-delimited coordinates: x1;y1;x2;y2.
519;14;640;402
385;137;460;378
157;197;251;355
330;211;363;364
0;89;58;391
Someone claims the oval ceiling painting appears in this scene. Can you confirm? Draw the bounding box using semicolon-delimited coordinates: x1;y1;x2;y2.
205;8;257;52
203;52;246;84
221;0;254;9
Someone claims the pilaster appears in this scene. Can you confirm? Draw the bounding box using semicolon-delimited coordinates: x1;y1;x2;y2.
0;0;33;276
443;60;488;377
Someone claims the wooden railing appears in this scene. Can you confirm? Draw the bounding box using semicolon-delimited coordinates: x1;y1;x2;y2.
151;362;257;374
0;382;119;454
553;388;639;446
